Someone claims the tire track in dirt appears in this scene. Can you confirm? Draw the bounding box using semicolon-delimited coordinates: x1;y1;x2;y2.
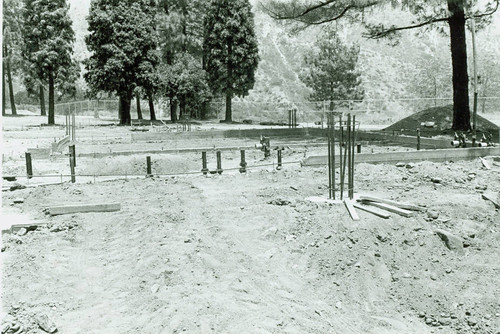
186;175;363;333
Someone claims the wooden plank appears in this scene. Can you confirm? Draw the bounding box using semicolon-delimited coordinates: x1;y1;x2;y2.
482;192;500;209
359;201;413;217
353;202;391;219
344;199;360;221
358;195;425;212
480;157;491;170
48;203;121;216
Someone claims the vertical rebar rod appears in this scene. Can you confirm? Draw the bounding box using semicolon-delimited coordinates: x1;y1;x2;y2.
69;144;76;167
201;152;208;175
239;150;247;173
339;116;344;200
332;116;336;200
216;151;223;174
146;156;152;176
69;153;76;183
25;152;33;179
277;149;282;170
350;115;356;199
347;114;351;199
327;114;332;199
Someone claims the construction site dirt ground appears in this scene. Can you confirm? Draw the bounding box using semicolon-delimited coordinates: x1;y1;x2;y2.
2;116;500;334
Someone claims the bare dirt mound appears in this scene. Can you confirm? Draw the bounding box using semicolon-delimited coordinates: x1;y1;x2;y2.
384;105;500;131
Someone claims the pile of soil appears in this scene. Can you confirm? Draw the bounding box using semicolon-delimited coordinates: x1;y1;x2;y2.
384;105;500;132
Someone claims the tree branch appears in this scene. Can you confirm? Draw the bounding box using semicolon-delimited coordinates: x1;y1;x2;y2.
364;16;451;39
364;0;499;40
469;0;499;19
262;0;380;26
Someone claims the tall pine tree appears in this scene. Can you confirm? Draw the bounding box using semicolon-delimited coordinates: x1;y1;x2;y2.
85;0;159;125
300;27;364;110
22;0;76;125
3;0;22;116
157;0;207;122
204;0;259;123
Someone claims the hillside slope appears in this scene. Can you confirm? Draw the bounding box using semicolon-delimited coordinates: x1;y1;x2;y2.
65;1;500;122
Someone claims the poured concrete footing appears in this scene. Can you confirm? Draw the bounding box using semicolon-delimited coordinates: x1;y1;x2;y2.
302;146;500;166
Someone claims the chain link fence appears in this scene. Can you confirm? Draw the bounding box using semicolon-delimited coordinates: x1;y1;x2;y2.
209;97;500;125
49;96;500;126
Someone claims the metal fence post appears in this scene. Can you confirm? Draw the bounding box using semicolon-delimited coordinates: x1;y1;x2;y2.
25;152;33;179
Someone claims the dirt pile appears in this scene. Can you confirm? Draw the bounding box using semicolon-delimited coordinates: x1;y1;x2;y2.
384;105;500;132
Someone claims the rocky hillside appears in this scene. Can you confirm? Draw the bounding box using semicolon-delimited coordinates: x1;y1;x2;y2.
66;0;500;122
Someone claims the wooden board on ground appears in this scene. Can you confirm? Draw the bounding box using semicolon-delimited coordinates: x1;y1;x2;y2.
344;199;360;221
353;202;391;219
359;201;413;217
482;192;500;209
358;195;425;212
48;203;121;216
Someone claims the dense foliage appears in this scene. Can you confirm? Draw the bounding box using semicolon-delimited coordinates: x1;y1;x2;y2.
22;0;76;124
204;0;260;122
300;27;364;109
84;0;159;125
160;52;212;120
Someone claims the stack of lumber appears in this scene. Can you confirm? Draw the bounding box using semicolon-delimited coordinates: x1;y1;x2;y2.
344;195;426;221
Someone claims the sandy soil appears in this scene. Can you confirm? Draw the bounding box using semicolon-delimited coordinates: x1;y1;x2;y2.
2;114;500;333
2;156;500;333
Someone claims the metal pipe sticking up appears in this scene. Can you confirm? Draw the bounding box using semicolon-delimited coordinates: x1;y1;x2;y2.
201;152;208;175
327;113;332;199
339;115;344;200
350;115;356;199
239;150;247;173
216;151;223;174
277;149;283;170
25;152;33;179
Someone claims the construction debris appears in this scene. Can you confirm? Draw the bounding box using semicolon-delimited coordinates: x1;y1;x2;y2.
357;195;425;212
359;201;413;217
353;202;391;219
480;157;491;170
343;199;360;221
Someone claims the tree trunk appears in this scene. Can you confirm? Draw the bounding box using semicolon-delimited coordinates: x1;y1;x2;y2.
201;35;208;120
225;40;233;123
148;92;156;121
39;85;46;116
201;101;208;120
119;93;132;125
447;0;471;131
170;96;177;123
48;68;55;125
5;44;17;115
179;96;186;119
136;94;143;120
2;61;5;116
118;98;122;120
